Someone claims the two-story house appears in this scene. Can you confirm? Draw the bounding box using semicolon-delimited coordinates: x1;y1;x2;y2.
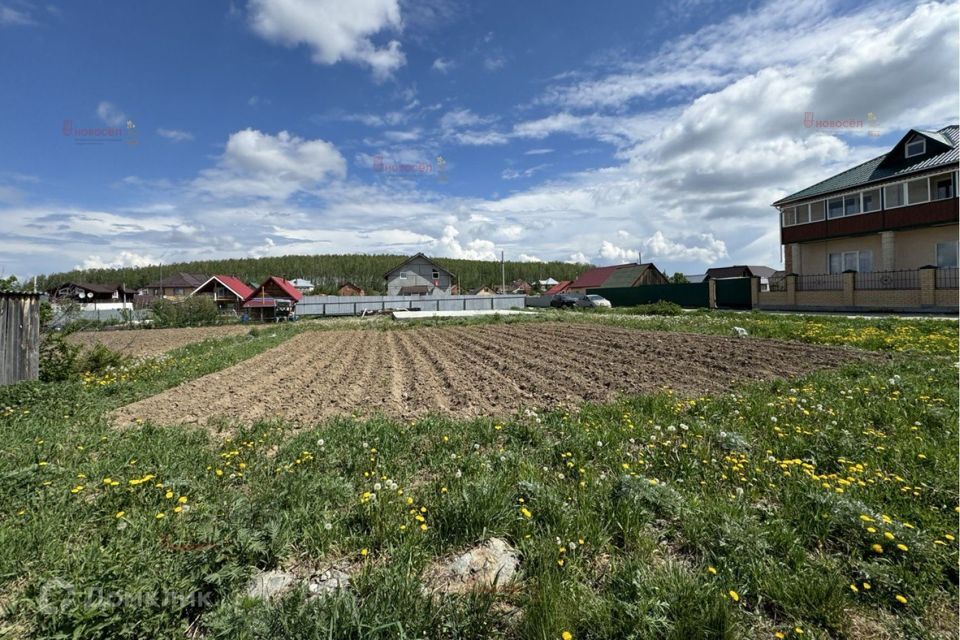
384;253;457;296
774;126;958;275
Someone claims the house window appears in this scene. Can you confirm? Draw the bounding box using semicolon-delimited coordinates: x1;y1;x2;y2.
397;271;407;280
937;242;959;268
827;197;844;219
906;178;929;205
829;250;872;273
810;201;825;221
431;269;440;280
843;195;860;215
782;207;796;226
794;204;810;224
883;183;905;208
932;173;955;200
905;136;926;158
861;188;881;213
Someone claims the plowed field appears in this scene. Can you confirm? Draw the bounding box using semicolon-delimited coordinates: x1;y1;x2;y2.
68;325;252;357
111;322;866;427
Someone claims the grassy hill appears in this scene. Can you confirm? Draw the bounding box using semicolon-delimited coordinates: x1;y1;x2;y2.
36;253;591;294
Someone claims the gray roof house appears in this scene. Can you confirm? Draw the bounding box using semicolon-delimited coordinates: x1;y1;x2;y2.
384;253;457;296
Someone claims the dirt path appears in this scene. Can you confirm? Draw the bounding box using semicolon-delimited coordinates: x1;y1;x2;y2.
111;322;870;429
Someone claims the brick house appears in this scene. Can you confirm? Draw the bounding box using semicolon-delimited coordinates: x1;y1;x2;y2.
774;125;958;275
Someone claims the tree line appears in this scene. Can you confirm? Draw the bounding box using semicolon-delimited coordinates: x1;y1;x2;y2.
33;253;593;295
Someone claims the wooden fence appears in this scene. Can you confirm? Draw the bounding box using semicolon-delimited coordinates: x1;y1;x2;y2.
0;293;41;386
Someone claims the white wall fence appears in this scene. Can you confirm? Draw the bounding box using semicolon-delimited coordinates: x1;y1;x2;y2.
296;294;526;317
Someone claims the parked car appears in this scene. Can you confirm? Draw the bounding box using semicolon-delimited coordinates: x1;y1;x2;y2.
549;293;583;308
583;294;612;308
549;293;611;309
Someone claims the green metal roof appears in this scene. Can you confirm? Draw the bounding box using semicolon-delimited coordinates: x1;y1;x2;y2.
773;125;959;206
602;264;649;287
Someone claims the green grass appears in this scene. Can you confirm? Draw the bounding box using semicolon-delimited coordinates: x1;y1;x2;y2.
0;314;957;639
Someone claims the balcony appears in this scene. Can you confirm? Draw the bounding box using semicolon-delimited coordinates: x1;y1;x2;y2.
781;198;958;244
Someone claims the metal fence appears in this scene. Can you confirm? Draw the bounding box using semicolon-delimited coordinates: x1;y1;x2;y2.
296;294;526;317
855;270;920;290
936;267;959;290
796;273;842;291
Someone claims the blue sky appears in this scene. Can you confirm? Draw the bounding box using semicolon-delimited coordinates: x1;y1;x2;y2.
0;0;957;279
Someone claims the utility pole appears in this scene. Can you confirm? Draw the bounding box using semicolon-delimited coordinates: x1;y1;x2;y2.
500;250;505;295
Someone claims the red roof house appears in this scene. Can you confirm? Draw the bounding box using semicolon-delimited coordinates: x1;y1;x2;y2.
191;275;255;314
242;276;303;320
544;280;571;295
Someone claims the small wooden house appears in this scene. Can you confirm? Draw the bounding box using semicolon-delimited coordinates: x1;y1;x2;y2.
242;276;303;321
336;282;365;297
568;263;668;293
191;275;254;314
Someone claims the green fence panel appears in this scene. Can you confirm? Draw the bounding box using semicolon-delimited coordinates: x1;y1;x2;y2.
587;283;709;308
714;278;752;309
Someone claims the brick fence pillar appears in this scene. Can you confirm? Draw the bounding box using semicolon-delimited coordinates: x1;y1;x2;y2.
842;271;856;307
750;276;760;308
786;274;797;306
707;279;717;309
919;266;936;307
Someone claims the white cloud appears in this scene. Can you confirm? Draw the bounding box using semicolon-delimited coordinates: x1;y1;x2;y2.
96;101;127;127
431;57;454;73
79;251;160;270
594;233;727;266
483;55;505;71
194;128;346;200
382;128;421;142
502;164;550;180
0;4;34;25
524;148;554;155
517;253;543;263
156;128;194;142
431;225;498;260
248;0;405;80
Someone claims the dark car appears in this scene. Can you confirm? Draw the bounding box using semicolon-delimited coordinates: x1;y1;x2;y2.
549;293;586;308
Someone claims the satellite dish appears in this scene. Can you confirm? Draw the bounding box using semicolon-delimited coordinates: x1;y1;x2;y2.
86;292;93;299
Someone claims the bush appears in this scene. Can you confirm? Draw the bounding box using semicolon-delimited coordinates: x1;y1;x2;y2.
38;333;129;382
621;300;685;316
152;296;221;327
38;333;82;382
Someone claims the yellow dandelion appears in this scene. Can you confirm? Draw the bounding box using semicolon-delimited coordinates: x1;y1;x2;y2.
562;632;573;640
155;512;165;519
896;543;908;551
115;511;125;518
871;544;883;553
728;590;740;602
707;566;717;575
360;548;368;557
895;594;907;604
